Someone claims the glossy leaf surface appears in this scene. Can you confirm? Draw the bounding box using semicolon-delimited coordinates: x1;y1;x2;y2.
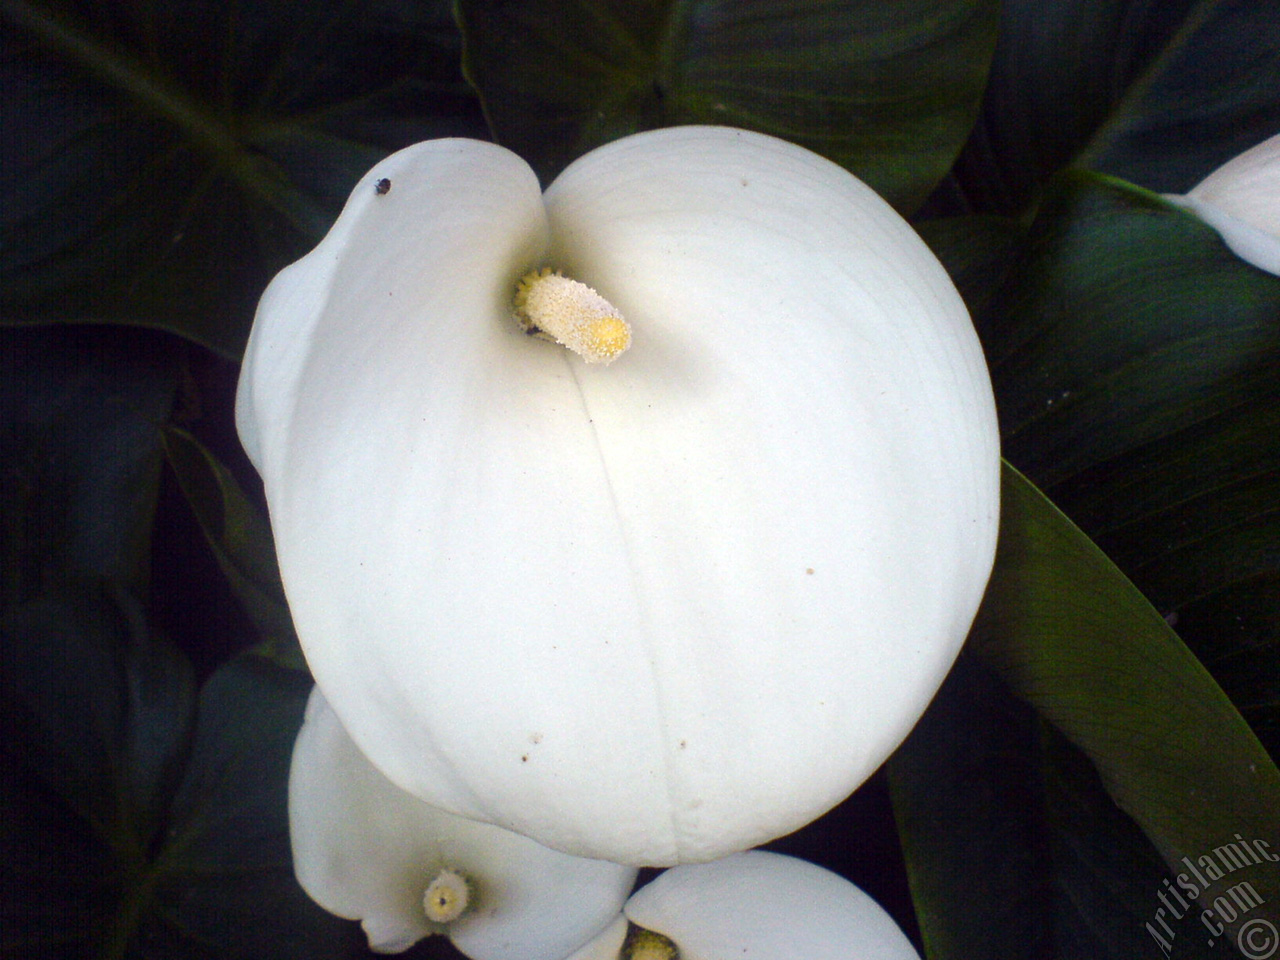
949;0;1280;212
980;172;1280;759
897;171;1280;956
892;466;1280;957
0;584;346;958
3;2;1278;957
981;467;1279;912
0;0;483;358
457;0;999;210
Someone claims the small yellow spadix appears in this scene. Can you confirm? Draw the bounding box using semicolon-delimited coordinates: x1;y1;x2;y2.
623;926;680;960
514;268;631;364
423;868;470;924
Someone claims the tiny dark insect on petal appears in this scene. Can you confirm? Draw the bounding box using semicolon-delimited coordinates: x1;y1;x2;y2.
375;178;391;195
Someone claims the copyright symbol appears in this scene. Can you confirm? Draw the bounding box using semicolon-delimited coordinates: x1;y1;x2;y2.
1238;918;1278;960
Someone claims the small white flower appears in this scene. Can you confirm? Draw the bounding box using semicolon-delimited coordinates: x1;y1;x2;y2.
288;688;636;958
239;126;1000;865
1167;132;1280;275
567;851;920;960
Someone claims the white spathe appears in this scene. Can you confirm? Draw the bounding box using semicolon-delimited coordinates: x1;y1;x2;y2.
567;851;921;960
289;688;636;958
1168;132;1280;276
239;126;1000;866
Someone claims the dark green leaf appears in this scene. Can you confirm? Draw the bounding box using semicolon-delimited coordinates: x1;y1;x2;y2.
0;580;355;958
892;642;1249;959
1087;0;1280;193
916;213;1025;316
1;0;483;359
973;465;1280;928
457;0;999;210
978;171;1280;759
1036;726;1234;960
149;656;352;959
948;0;1280;213
0;325;178;600
160;426;302;671
0;580;196;958
888;653;1054;960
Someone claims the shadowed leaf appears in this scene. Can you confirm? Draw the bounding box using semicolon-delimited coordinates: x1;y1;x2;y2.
457;0;999;211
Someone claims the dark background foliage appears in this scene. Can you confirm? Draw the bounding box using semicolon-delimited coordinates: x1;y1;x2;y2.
2;0;1278;957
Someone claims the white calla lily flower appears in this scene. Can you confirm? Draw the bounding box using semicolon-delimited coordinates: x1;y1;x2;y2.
568;851;920;960
239;126;1000;865
1167;132;1280;275
289;688;636;958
